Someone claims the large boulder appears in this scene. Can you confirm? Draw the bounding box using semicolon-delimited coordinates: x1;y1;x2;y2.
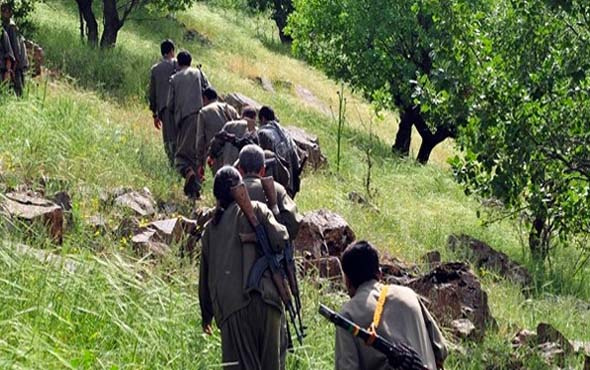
1;192;64;243
131;217;199;258
223;92;262;113
293;209;355;259
407;262;495;341
286;126;327;170
448;234;532;290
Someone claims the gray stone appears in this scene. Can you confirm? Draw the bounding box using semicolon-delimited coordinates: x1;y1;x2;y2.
286;126;327;170
537;323;574;354
223;92;262;113
293;209;355;258
511;329;537;348
295;85;331;116
451;319;477;340
1;192;64;243
448;234;533;290
114;188;156;216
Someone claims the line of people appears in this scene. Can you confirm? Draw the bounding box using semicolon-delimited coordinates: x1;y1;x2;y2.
0;3;28;96
148;40;304;201
149;39;447;369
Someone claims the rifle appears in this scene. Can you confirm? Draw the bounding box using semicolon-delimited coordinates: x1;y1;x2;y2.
230;183;304;345
319;304;428;370
260;176;306;343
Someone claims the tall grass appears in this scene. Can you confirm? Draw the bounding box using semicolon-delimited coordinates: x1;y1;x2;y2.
0;0;589;369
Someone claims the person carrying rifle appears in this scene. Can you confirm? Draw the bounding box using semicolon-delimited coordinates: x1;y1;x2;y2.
237;144;304;369
1;3;27;96
199;166;288;370
335;241;447;370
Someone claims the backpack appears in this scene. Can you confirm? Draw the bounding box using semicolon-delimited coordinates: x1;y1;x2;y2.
258;121;306;197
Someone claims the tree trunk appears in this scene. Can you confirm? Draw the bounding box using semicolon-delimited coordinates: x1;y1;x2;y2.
100;0;121;48
272;0;294;44
529;216;549;260
392;108;414;157
413;111;452;164
76;0;98;46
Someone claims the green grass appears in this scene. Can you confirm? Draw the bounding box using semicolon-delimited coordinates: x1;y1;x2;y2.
0;1;589;369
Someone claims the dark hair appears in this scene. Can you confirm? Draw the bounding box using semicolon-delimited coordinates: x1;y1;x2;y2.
203;87;218;101
239;145;265;174
258;106;276;122
160;39;175;56
242;106;257;119
177;51;192;67
212;166;242;224
341;241;380;288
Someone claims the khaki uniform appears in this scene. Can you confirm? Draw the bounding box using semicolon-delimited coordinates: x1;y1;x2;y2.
169;67;209;176
149;57;177;164
199;201;289;370
0;28;14;78
243;176;301;240
196;101;239;174
335;280;447;370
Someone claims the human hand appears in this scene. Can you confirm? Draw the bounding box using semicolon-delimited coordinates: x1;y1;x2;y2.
202;323;213;335
153;117;162;130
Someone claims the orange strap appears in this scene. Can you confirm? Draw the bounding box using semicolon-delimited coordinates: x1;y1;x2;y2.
366;285;389;346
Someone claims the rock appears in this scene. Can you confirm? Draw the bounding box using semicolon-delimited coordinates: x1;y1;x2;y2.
422;250;442;268
9;242;78;273
572;340;590;355
24;40;44;77
407;262;495;340
183;28;212;46
131;217;199;258
87;214;108;231
114;188;156;216
451;319;477;340
293;209;355;259
286;126;327;170
512;329;538;348
223;92;262;113
448;234;533;290
536;323;574;354
1;192;64;243
116;216;141;237
303;256;345;285
274;79;293;91
295;85;331;116
380;254;418;286
536;342;565;366
253;76;275;92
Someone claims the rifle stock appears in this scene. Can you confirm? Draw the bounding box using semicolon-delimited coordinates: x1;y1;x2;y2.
231;182;304;344
261;176;280;216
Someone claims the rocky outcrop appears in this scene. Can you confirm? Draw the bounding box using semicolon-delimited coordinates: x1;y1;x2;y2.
286;126;327;170
293;209;355;259
223;92;262;113
448;234;532;290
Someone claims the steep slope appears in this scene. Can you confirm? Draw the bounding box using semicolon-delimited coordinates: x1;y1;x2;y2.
0;1;588;369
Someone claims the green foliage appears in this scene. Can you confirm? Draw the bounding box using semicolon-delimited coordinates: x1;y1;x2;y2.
452;0;590;259
1;0;41;35
288;0;487;162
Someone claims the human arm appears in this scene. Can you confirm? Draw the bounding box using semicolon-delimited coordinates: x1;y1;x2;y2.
199;229;214;333
149;70;161;129
195;111;207;169
277;186;303;240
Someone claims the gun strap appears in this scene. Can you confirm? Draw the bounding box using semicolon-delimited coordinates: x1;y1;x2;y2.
366;285;389;346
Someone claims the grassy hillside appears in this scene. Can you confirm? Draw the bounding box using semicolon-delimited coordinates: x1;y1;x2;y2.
0;1;589;369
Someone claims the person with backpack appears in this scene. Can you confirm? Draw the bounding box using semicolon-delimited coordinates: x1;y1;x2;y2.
257;106;306;198
1;3;26;96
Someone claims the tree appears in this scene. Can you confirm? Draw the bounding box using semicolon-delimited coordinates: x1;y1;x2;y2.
74;0;196;48
451;0;590;260
288;0;487;163
246;0;293;43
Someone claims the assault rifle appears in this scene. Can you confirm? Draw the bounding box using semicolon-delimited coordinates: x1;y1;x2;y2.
319;304;428;370
260;176;306;343
231;183;304;344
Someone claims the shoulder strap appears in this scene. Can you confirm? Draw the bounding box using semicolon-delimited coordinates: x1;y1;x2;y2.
366;285;389;345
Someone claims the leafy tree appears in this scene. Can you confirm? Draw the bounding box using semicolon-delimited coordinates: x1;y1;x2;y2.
247;0;293;43
74;0;196;48
452;0;590;259
288;0;487;163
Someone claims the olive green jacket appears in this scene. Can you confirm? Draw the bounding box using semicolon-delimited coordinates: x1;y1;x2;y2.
199;201;289;327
